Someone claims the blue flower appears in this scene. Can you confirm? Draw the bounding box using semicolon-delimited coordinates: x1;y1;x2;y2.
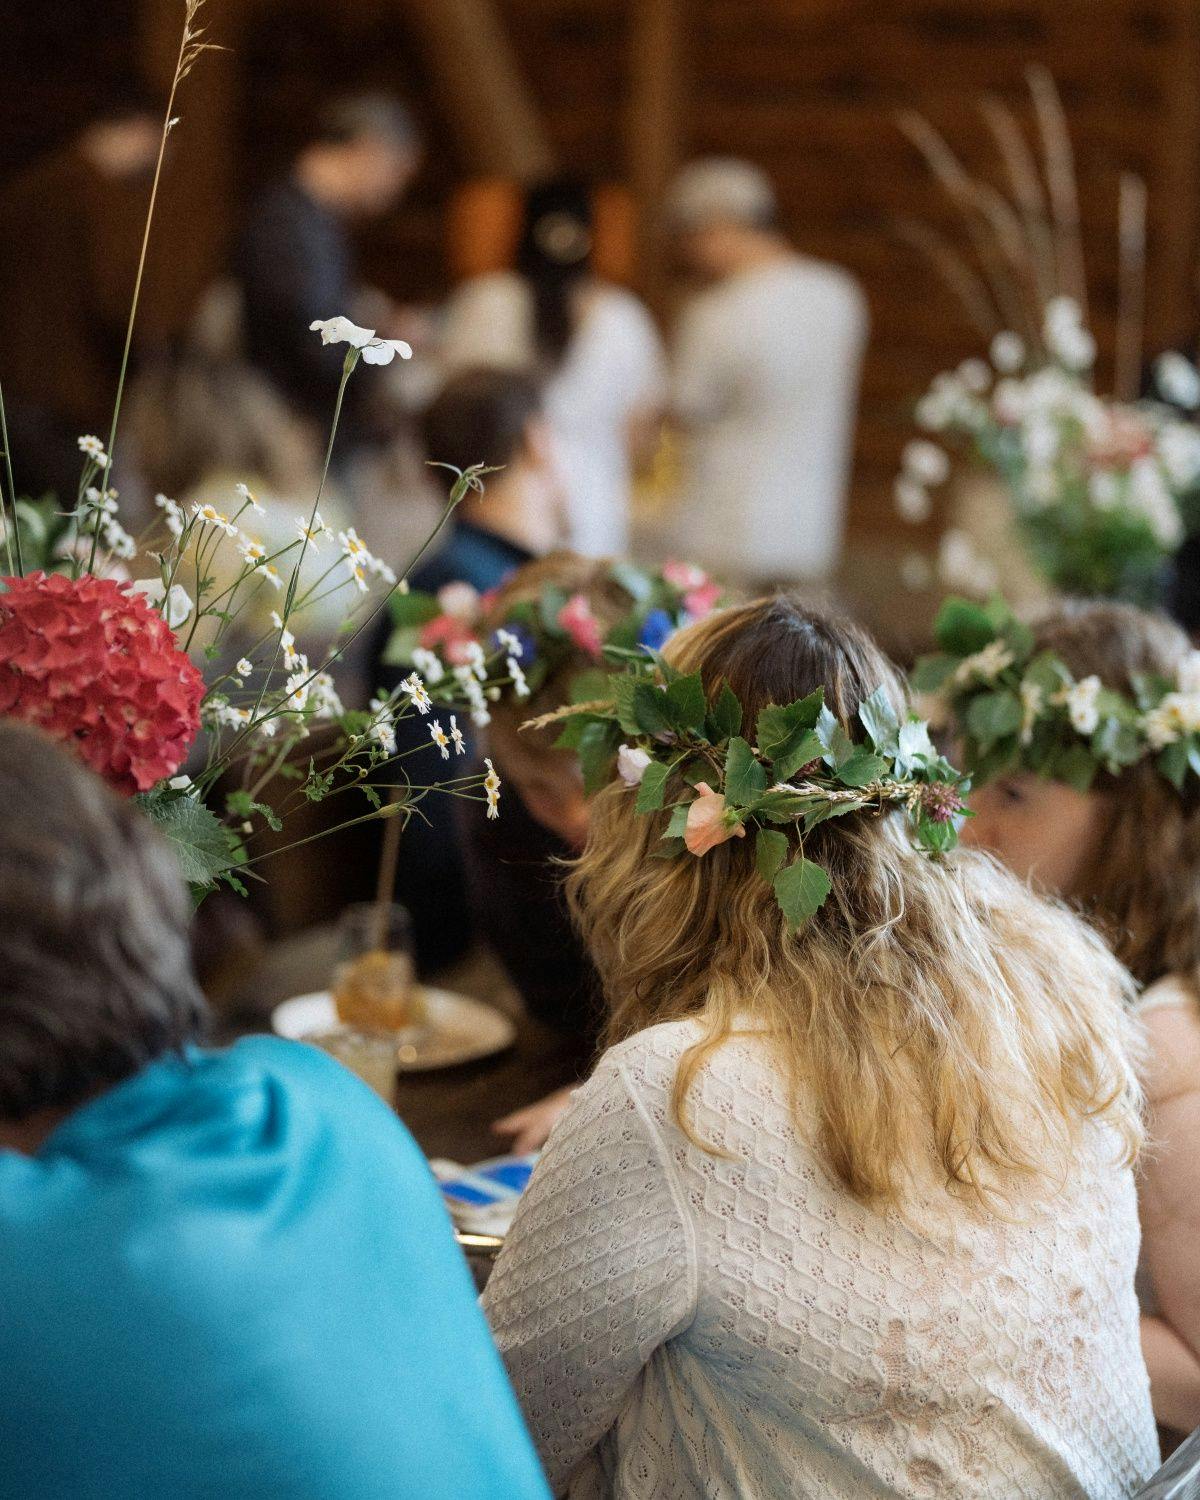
638;608;675;652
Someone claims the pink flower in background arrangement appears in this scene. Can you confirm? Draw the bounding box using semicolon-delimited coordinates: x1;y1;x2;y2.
0;571;204;795
557;593;603;659
684;782;746;856
663;559;721;621
436;581;481;621
683;580;722;619
418;612;480;668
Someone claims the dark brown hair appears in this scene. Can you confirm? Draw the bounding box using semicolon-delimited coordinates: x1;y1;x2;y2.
1032;599;1200;988
420;367;543;479
0;721;207;1121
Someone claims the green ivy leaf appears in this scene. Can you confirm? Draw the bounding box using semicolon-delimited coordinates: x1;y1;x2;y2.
773;857;833;930
136;792;237;889
577;720;622;796
934;596;999;656
757;690;825;765
755;828;789;883
707;681;743;742
965;689;1022;750
834;747;890;787
725;737;768;807
663;672;709;733
858;685;900;754
635;760;671;813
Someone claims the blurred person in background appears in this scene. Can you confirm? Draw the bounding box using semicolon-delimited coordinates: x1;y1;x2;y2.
234;94;421;446
0;92;160;500
0;720;549;1500
372;368;562;976
665;157;867;586
438;179;665;558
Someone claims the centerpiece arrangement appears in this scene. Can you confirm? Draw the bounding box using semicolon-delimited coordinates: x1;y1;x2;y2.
895;70;1200;607
0;1;511;901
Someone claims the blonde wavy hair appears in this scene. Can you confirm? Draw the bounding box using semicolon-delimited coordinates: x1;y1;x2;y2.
1030;599;1200;991
567;596;1143;1211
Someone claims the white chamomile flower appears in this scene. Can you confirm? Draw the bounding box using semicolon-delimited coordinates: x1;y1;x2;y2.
236;657;254;678
429;720;451;760
508;657;529;698
310;672;344;720
368;696;397;756
295;511;332;550
192;502;238;537
450;716;465;756
483;757;501;819
77;434;108;464
235;482;266;515
155;492;184;538
989;331;1025;373
261;564;284;591
1154;352;1200;411
283;673;311;713
463;640;487;682
102;518;137;560
238;535;266;566
84;485;119;515
349;562;369;593
402;672;432;715
309;316;412;366
412;647;445;685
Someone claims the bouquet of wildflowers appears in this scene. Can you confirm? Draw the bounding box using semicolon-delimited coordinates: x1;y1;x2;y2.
0;2;507;896
896;70;1200;607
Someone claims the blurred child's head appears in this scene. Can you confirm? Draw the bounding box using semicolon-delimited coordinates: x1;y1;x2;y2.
420;368;561;551
480;552;639;848
964;599;1200;987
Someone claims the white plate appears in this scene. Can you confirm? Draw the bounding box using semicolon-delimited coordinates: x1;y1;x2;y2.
271;989;516;1073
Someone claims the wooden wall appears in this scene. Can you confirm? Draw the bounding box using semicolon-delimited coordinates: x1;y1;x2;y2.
5;0;1200;551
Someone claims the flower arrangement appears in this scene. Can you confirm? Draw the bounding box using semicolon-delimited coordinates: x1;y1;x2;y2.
382;558;726;729
530;653;968;929
0;1;507;895
912;594;1200;792
896;70;1200;607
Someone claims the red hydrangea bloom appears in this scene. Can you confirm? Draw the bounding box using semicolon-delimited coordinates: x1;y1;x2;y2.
0;571;204;795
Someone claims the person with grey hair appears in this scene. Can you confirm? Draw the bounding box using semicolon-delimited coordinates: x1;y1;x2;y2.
0;719;550;1499
664;157;868;584
235;94;422;436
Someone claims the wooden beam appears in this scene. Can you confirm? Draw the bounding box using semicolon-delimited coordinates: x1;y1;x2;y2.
624;0;684;310
1152;0;1200;345
404;0;555;181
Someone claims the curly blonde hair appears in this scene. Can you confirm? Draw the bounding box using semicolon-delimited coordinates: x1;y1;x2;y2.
567;596;1143;1211
1030;599;1200;989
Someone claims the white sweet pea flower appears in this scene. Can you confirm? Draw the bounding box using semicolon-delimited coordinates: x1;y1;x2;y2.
617;744;653;786
901;439;950;487
128;577;194;630
309;317;412;365
894;477;932;524
1063;675;1102;736
989;331;1025;372
1155;352;1200;411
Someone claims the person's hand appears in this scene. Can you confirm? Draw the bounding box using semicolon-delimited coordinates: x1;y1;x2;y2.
492;1086;575;1154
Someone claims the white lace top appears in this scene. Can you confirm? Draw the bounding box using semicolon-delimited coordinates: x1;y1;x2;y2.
483;1020;1158;1498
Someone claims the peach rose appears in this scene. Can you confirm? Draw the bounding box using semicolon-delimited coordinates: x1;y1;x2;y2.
684;782;746;856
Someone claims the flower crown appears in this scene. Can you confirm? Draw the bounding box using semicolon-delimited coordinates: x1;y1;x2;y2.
534;651;969;928
913;595;1200;792
382;560;724;722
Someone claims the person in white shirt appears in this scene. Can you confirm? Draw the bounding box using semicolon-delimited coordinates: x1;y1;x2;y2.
665;159;867;584
961;598;1200;1441
439;180;666;558
483;594;1157;1499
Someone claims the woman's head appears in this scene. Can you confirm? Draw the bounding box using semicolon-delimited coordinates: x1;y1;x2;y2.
965;600;1200;987
515;179;595;368
482;552;635;848
0;721;206;1125
569;595;1143;1209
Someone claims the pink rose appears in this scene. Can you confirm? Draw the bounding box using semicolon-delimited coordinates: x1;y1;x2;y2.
662;560;708;592
557;593;603;659
683;782;746;857
683;581;722;619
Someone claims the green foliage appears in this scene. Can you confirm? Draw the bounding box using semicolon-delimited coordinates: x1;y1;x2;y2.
755;827;789;883
635;760;671;813
773;857;833;931
724;737;768;806
136;790;239;891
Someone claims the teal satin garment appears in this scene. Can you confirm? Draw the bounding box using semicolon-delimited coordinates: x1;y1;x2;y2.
0;1036;549;1499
